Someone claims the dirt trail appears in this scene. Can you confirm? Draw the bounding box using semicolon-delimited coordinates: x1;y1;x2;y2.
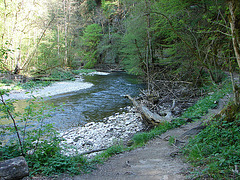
71;123;196;180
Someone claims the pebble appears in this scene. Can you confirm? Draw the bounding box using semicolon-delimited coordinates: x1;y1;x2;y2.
60;107;145;157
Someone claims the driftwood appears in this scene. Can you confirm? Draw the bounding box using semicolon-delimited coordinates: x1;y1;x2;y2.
125;95;171;126
0;156;29;180
155;80;193;84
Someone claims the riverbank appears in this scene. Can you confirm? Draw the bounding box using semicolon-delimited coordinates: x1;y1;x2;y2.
2;80;93;100
60;106;145;157
1;71;112;100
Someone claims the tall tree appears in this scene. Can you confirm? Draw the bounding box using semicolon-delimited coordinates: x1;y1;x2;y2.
80;23;102;68
228;0;240;69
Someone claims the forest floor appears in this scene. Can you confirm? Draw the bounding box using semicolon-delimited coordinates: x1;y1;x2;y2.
51;94;231;180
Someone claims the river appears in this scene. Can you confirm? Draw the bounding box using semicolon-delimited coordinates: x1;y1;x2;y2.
11;72;145;131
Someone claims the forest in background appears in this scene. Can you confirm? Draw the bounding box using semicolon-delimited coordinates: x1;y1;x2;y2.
0;0;239;85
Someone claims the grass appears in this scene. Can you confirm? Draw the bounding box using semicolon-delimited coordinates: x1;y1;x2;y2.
183;103;240;179
178;78;240;179
180;80;232;121
91;144;125;164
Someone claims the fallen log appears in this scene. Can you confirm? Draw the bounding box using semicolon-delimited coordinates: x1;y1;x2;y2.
0;156;29;180
125;95;171;126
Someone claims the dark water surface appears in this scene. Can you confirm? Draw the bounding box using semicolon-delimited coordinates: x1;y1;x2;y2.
39;72;145;130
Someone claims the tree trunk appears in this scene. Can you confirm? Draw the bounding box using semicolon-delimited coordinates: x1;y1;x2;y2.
228;0;240;105
63;0;69;68
0;156;29;180
145;0;152;93
228;0;240;69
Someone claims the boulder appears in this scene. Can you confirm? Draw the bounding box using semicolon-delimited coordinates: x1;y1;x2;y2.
0;156;29;180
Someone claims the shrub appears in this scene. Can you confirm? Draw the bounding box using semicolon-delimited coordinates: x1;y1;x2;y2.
183;103;240;179
0;91;89;176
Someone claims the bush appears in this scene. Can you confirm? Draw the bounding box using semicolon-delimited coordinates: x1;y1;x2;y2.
50;69;74;80
0;91;89;176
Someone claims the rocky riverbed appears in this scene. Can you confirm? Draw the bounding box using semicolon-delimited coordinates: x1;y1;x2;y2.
60;106;145;157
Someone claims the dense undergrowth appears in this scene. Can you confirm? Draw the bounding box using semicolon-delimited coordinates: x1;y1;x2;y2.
183;103;240;179
0;74;239;178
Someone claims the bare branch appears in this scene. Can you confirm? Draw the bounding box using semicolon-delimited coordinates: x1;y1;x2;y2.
0;94;24;156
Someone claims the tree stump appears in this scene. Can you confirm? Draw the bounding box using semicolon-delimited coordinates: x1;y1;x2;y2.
0;156;29;180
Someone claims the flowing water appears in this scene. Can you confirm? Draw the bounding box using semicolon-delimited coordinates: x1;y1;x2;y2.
12;72;145;131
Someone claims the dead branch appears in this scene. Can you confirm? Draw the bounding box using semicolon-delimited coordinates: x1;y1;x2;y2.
125;95;171;126
155;80;193;84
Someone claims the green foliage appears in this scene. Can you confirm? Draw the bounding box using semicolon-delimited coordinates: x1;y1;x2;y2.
0;41;14;71
15;81;52;90
0;79;14;86
98;33;122;65
182;81;231;120
49;68;74;80
119;1;148;75
80;24;102;68
87;0;97;12
168;136;176;146
0;79;52;91
35;33;63;70
91;144;124;164
0;92;88;176
101;0;119;18
132;122;174;146
183;103;240;179
26;145;89;175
